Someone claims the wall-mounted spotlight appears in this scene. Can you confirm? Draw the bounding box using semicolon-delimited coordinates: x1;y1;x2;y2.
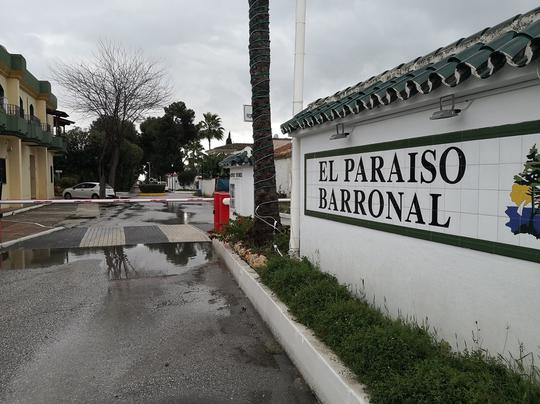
330;123;350;140
430;94;461;120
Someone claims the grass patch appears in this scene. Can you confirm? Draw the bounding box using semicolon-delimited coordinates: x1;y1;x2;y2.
220;218;540;403
259;255;540;403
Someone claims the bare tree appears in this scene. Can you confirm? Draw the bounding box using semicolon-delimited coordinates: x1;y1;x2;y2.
53;41;170;196
248;0;281;245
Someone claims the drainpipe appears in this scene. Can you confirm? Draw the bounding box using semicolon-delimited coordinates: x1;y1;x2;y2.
289;0;306;258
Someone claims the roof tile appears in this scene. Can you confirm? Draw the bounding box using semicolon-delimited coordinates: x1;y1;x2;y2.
281;8;540;134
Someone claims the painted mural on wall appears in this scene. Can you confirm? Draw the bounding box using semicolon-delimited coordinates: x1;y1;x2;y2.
304;131;540;257
506;144;540;238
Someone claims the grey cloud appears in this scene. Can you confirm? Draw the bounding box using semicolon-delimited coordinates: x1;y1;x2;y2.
1;0;537;144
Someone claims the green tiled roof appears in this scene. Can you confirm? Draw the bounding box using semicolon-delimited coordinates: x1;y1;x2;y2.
219;150;253;167
281;7;540;134
0;45;58;109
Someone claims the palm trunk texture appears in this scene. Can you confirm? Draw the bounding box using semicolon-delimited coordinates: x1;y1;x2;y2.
248;0;281;245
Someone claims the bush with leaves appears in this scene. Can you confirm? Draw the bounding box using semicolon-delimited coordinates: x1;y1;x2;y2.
257;255;540;403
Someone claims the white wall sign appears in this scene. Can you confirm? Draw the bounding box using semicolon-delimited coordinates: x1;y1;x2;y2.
243;105;253;122
305;130;540;262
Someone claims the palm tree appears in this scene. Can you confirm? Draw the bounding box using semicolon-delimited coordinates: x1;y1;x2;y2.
248;0;281;245
198;112;224;150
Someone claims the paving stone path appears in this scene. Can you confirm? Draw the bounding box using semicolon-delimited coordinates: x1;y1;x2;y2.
16;224;210;249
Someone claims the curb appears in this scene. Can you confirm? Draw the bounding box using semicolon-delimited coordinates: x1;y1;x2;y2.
213;239;369;404
0;226;64;249
0;203;46;217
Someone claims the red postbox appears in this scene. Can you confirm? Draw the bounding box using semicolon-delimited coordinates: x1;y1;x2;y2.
213;191;230;233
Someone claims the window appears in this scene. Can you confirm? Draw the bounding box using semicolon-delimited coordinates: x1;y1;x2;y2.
50;166;53;183
229;183;235;210
29;104;34;117
0;84;4;111
0;159;6;184
19;98;24;118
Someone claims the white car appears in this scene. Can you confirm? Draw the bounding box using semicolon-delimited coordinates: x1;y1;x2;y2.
63;182;116;199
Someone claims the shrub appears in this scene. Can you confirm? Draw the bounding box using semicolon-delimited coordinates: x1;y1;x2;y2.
256;254;540;403
139;183;165;193
222;216;254;244
57;175;79;190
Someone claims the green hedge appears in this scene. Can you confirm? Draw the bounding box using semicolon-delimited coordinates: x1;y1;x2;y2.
139;183;166;193
259;256;540;403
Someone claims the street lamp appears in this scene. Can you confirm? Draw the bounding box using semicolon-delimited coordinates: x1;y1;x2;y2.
171;164;176;192
146;161;151;183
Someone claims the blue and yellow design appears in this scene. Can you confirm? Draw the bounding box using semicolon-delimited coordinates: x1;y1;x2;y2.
505;144;540;238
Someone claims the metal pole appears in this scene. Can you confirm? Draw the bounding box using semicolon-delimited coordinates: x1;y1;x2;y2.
289;0;306;257
292;0;306;115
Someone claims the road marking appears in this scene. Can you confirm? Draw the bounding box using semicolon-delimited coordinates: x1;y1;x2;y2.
80;226;126;247
77;225;209;247
158;224;210;242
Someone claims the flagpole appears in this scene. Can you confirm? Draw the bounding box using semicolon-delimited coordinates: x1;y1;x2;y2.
289;0;306;257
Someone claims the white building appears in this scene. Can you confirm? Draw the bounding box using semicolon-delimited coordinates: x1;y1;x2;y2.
282;9;540;361
221;141;292;218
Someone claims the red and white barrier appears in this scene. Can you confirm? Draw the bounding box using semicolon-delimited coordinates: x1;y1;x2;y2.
0;198;291;205
0;198;214;205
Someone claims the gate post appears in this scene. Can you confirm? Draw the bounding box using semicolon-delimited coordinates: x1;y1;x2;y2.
213;192;230;233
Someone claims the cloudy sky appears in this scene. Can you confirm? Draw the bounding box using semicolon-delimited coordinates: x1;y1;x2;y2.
1;1;538;147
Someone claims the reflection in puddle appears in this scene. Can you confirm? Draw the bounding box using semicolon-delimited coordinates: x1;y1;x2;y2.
0;243;214;278
104;247;136;280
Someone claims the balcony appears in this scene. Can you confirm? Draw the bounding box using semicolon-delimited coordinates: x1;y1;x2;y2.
0;99;64;151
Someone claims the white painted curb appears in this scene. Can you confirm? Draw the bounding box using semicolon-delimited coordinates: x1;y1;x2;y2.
0;203;46;217
213;240;370;404
0;226;64;249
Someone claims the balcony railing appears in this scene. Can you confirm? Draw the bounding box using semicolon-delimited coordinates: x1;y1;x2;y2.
0;101;64;149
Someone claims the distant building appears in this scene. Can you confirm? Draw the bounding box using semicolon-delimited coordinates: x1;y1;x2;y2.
0;44;70;201
220;140;292;218
207;133;291;156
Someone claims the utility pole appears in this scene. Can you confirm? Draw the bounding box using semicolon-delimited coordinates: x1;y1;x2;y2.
289;0;306;257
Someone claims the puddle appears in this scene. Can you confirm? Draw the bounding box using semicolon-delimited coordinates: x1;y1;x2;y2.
0;242;214;279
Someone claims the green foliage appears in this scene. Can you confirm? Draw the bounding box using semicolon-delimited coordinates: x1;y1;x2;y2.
222;216;254;244
57;175;79;190
200;153;227;179
139;183;166;193
55;121;143;192
89;118;142;191
259;255;540;403
140;101;200;179
177;169;197;187
55;127;100;184
115;139;143;192
198;112;224;150
221;216;289;256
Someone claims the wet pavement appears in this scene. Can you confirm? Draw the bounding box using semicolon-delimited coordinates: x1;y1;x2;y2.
0;243;315;403
92;199;214;232
0;198;316;403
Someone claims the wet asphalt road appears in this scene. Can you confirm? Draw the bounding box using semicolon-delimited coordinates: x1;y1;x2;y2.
0;199;316;403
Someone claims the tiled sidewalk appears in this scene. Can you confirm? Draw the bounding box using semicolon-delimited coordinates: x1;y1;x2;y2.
0;204;80;244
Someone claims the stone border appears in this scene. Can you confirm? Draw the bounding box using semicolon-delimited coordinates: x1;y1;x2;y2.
213;239;369;404
0;203;46;217
0;226;64;249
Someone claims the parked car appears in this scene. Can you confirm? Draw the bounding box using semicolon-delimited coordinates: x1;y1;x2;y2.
63;182;116;199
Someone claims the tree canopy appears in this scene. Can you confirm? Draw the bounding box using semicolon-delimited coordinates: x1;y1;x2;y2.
55;118;143;192
140;101;200;179
53;41;170;195
198;112;224;150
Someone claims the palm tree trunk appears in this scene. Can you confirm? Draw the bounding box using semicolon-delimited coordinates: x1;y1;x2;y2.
248;0;281;246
